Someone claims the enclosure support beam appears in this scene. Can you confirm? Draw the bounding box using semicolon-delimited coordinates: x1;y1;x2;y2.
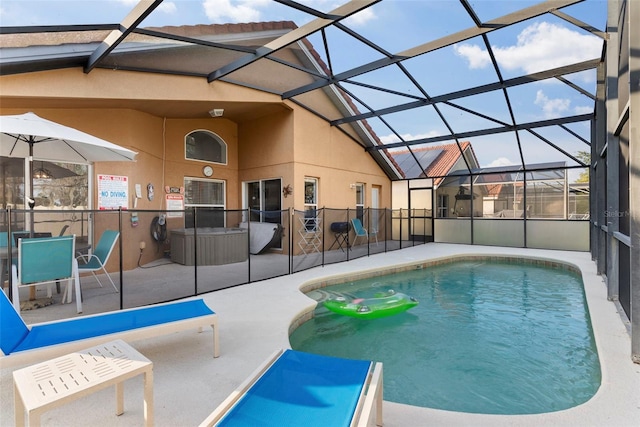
594;63;607;276
85;0;162;73
605;0;620;302
628;0;640;363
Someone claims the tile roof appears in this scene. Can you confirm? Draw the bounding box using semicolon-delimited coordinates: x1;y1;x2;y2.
389;141;476;184
0;21;298;49
144;21;297;38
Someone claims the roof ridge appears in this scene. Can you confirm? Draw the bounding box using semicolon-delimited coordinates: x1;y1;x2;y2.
144;21;298;36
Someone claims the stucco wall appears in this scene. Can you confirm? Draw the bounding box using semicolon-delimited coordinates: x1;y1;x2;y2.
0;107;245;270
164;117;239;206
1;67;392;269
292;107;390;210
238;108;295;209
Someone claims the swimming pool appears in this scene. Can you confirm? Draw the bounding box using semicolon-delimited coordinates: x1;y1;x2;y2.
290;258;601;415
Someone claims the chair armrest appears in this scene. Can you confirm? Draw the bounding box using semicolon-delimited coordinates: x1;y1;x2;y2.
76;253;99;264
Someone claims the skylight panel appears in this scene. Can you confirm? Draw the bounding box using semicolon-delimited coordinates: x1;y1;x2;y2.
559;69;599;98
436;102;498;135
306;24;387;76
463;134;523;170
352;0;476;54
519;130;583;167
506;80;593;125
483;15;603;81
402;39;500;97
347;64;425;101
528;124;591;161
560;121;593;143
445;91;514;126
469;0;542;23
339;80;420;112
555;0;608;32
379;105;451;146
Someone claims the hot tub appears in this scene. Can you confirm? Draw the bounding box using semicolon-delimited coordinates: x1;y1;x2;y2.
170;227;248;266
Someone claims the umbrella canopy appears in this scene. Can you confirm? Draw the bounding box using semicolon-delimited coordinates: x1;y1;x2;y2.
0;112;137;162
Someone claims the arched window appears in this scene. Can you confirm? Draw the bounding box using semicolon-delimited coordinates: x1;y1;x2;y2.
185;130;227;164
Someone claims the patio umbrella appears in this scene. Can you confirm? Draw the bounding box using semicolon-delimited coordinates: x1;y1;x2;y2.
1;112;137;163
0;112;137;206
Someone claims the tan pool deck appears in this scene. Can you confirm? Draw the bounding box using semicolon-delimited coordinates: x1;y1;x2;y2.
1;243;639;426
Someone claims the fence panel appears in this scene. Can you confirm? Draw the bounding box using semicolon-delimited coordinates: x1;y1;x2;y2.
2;206;402;320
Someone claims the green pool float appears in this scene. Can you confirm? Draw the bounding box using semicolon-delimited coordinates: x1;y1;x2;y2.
323;290;418;319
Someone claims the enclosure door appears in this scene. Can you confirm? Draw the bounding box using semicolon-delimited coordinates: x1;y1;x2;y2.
409;188;433;242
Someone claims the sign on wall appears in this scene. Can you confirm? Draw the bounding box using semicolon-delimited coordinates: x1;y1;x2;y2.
165;194;184;218
97;174;129;210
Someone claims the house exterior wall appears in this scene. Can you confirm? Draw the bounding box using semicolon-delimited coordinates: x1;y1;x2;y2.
291;107;390;210
238;108;295;210
1;67;391;268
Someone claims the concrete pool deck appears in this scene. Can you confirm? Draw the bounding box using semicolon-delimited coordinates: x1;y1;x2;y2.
1;243;639;426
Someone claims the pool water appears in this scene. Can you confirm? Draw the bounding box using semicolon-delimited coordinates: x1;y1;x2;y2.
289;260;601;415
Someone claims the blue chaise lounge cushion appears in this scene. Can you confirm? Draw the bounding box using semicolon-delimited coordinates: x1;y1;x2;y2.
0;289;30;355
217;349;371;427
1;291;214;355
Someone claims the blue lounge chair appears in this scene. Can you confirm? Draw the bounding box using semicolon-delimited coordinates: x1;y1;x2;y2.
200;349;383;427
0;290;219;368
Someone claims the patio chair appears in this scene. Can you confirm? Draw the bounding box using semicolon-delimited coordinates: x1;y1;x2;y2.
58;224;70;236
77;230;120;293
1;231;30;289
200;349;383;427
0;290;220;368
11;235;79;313
12;231;64;295
351;218;378;247
12;231;53;245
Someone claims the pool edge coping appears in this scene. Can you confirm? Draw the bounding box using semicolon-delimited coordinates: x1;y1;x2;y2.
287;250;635;421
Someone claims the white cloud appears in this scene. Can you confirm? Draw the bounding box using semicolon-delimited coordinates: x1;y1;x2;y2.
453;43;490;69
379;131;440;145
453;22;601;82
484;157;516;168
534;90;570;118
158;2;177;14
199;0;375;25
344;8;377;27
116;0;175;14
574;105;593;115
202;0;269;23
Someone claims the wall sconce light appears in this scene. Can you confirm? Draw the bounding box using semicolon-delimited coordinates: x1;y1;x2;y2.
349;183;356;189
209;108;224;117
283;184;293;198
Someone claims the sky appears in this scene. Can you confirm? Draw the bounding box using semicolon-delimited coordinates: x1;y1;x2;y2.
0;0;608;173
